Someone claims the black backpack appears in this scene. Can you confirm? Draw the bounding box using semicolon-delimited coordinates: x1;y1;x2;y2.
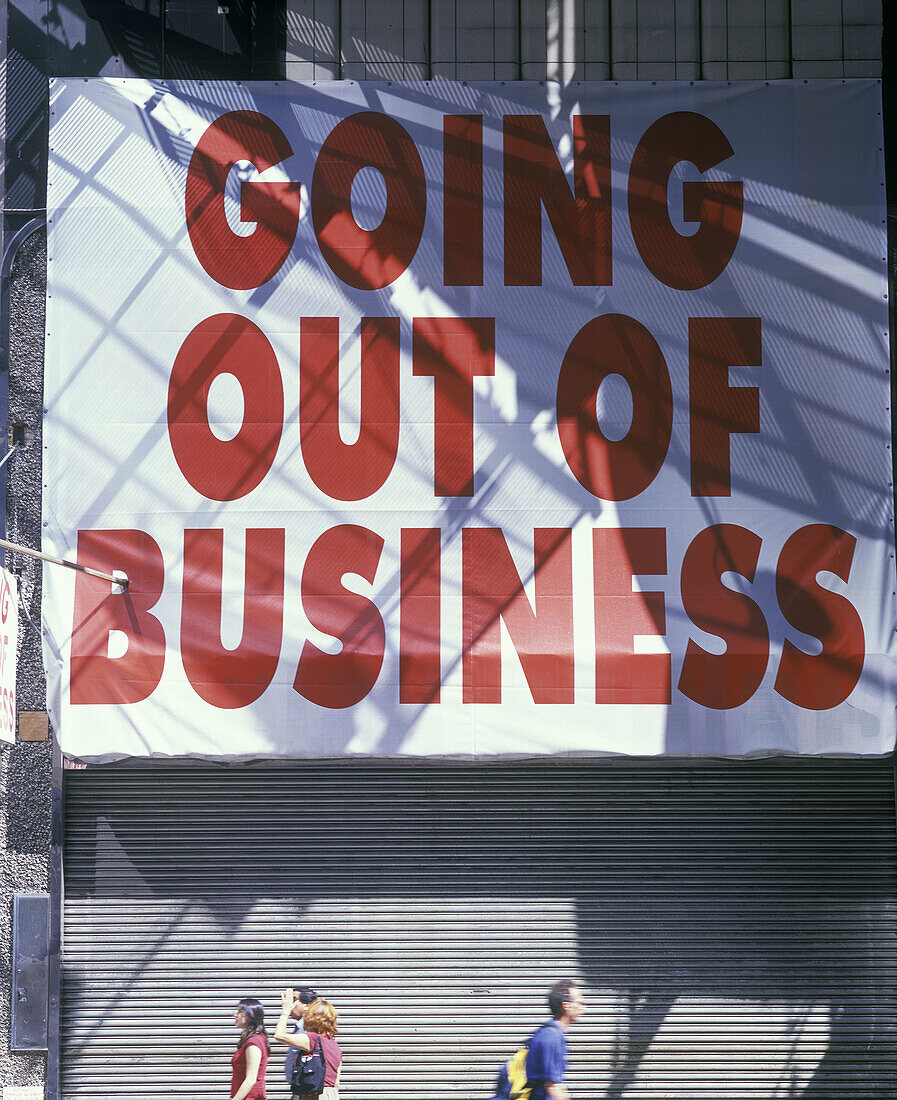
289;1034;327;1095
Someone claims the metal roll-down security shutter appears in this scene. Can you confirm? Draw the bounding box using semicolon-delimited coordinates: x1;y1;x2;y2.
62;759;897;1099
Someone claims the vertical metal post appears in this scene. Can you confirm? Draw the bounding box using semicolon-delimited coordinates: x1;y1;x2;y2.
517;0;523;81
161;0;167;76
46;733;63;1100
885;0;897;544
0;0;9;543
884;0;897;918
786;0;793;79
337;0;343;79
428;0;434;79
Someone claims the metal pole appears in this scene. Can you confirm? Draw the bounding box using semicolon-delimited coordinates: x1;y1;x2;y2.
47;732;63;1100
0;536;129;589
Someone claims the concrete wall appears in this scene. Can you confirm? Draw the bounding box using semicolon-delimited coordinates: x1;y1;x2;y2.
2;227;51;1099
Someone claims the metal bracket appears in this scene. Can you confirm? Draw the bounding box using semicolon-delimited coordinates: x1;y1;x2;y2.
11;893;50;1050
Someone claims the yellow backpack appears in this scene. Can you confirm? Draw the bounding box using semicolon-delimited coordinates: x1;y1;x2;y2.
492;1044;531;1100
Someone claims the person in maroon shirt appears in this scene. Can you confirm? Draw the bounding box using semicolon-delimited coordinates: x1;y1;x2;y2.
231;998;270;1100
275;989;343;1097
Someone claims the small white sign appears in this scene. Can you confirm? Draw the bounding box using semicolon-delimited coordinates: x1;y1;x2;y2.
0;566;19;744
3;1088;44;1100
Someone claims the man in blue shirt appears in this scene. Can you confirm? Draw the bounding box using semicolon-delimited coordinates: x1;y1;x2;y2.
525;979;586;1100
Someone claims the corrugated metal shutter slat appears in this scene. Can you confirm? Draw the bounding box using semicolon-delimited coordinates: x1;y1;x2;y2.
62;760;897;1098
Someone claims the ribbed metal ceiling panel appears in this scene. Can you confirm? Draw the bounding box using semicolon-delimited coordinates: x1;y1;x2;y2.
62;760;897;1098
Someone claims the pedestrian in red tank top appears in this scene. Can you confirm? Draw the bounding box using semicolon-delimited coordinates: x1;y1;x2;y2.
231;998;270;1100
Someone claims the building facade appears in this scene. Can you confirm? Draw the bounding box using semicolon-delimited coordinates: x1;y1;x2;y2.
2;3;895;1099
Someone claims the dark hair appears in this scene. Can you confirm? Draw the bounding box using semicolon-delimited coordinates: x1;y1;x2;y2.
294;986;317;1005
236;997;270;1052
547;979;580;1020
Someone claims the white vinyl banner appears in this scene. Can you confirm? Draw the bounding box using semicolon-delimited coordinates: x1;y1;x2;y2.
44;78;896;761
